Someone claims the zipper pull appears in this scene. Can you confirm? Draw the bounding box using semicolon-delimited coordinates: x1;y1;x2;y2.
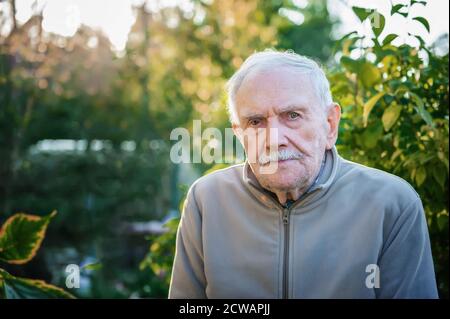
283;209;290;225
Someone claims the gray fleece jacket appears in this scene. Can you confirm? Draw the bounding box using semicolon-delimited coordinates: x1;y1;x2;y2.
168;146;438;298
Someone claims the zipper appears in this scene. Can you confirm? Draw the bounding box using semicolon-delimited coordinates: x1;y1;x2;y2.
262;188;321;299
252;155;326;299
282;206;291;299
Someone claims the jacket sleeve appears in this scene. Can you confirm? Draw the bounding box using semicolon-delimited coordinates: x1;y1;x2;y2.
377;197;439;298
168;186;207;298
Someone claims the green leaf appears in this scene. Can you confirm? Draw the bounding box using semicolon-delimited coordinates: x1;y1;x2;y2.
359;62;381;88
372;13;386;38
383;34;398;46
411;1;427;7
410;92;433;126
409;92;424;108
362;122;383;149
437;151;449;172
391;4;407;16
414;34;426;47
340;34;363;55
415;166;427;186
413;17;430;33
414;105;433;126
0;211;56;265
341;31;359;40
432;166;446;190
82;262;102;271
363;92;386;126
340;56;361;73
352;7;373;22
0;268;74;299
382;103;402;131
163;217;181;231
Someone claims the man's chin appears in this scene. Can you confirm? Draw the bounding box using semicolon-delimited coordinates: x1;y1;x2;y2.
259;174;304;192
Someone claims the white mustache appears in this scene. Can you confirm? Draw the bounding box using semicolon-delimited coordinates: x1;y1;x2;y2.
258;149;304;165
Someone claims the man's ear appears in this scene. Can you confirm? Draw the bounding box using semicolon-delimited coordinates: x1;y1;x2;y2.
325;103;341;149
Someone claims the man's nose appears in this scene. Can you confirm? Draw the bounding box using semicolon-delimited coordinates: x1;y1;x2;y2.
265;118;288;151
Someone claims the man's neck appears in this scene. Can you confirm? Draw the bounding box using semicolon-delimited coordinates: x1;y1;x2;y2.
273;188;304;206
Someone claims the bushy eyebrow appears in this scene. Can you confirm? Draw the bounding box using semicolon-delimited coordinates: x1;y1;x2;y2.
241;113;265;121
277;104;308;113
240;104;309;121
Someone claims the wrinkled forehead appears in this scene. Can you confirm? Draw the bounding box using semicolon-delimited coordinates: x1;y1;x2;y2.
236;64;313;92
234;66;319;112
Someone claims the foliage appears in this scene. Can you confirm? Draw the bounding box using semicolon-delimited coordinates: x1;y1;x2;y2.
1;0;336;298
330;1;449;297
0;211;74;298
139;217;180;290
0;211;56;264
0;0;447;298
143;0;449;298
139;164;228;296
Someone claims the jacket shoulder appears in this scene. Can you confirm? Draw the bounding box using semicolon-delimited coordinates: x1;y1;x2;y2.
188;164;244;199
339;158;421;207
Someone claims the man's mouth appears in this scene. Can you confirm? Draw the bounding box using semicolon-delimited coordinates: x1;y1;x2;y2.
260;157;300;166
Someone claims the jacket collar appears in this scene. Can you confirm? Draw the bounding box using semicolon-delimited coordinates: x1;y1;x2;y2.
242;146;341;211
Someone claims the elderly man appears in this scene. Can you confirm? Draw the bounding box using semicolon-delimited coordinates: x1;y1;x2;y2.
168;50;438;299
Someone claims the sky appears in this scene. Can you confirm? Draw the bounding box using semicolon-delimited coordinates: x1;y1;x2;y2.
2;0;449;51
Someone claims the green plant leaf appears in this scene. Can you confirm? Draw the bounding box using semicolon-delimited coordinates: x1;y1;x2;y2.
410;92;433;126
382;103;402;131
0;211;56;264
414;34;426;47
432;166;446;190
82;262;102;271
340;56;361;73
383;34;398;46
363;92;386;127
352;7;373;22
415;166;427;186
0;268;74;299
372;13;386;38
341;31;359;40
411;0;427;6
362;122;383;149
414;105;433;126
391;4;407;16
359;62;381;88
413;17;430;33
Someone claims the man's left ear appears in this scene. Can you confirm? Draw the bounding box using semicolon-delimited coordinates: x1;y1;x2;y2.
325;103;341;150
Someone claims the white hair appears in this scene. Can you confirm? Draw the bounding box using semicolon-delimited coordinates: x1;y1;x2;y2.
226;49;333;124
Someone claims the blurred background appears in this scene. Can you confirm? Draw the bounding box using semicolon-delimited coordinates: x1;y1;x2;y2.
0;0;448;298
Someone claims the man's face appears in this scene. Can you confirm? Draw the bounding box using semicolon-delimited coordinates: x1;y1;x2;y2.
233;67;338;193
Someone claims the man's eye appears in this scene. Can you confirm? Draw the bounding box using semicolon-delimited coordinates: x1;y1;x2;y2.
248;119;262;126
288;112;301;120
